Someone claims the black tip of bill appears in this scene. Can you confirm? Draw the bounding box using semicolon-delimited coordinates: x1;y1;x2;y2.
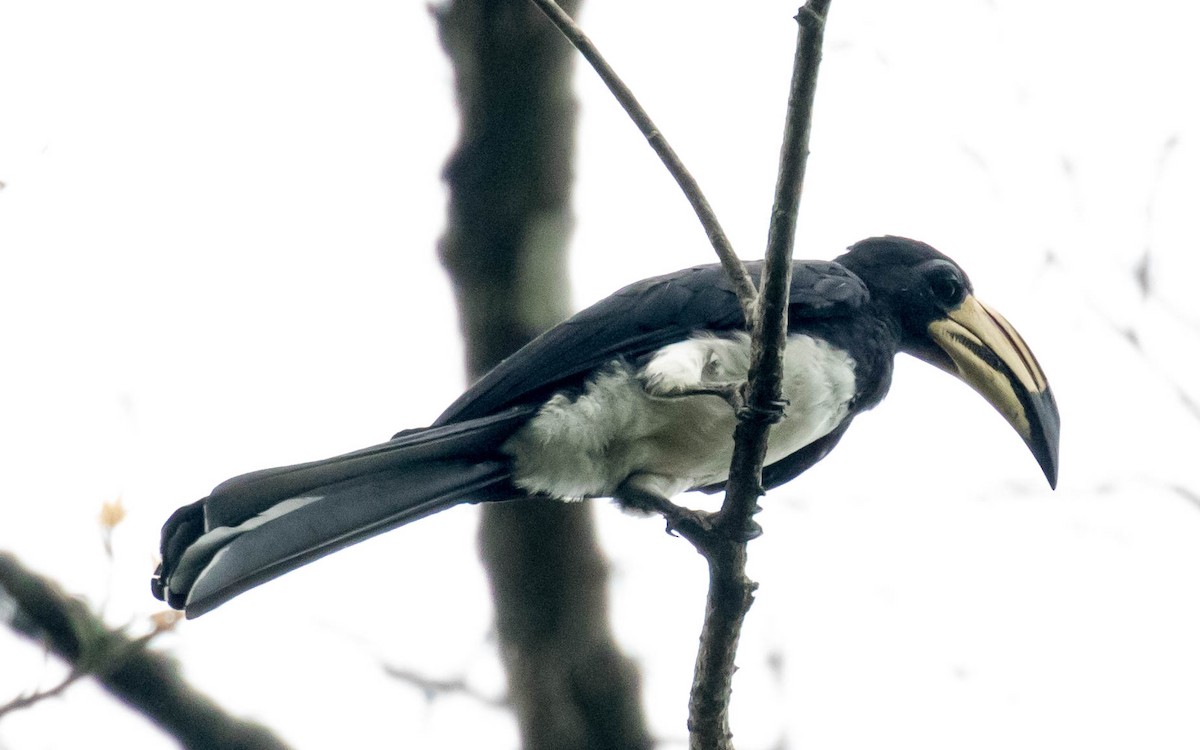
1022;385;1060;489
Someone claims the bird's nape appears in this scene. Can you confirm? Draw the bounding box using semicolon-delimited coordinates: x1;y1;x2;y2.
837;236;1060;488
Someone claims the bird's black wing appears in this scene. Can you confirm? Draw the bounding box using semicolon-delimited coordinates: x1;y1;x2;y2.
693;416;856;494
434;259;869;425
760;417;855;491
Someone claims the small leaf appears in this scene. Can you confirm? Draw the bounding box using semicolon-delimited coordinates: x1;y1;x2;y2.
99;497;126;531
150;610;183;633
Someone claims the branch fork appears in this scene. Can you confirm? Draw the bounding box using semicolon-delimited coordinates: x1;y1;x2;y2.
529;1;833;747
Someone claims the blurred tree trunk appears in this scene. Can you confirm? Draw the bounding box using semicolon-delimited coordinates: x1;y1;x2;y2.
433;2;652;748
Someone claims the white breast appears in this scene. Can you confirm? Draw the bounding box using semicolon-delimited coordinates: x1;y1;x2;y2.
501;332;857;500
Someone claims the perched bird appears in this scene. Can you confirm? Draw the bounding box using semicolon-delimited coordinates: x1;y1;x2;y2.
152;236;1059;617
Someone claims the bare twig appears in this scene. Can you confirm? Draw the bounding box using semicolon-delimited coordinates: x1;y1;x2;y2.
382;662;509;709
0;552;292;750
685;5;831;748
1058;267;1200;423
0;668;90;719
528;1;832;746
527;0;758;320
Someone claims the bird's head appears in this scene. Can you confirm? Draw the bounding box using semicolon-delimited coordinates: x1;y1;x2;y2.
836;236;1060;488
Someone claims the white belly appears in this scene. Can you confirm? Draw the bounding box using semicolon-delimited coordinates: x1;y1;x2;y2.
501;332;857;499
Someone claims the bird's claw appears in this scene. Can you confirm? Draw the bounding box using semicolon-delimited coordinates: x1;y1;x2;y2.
662;507;716;538
663;510;763;542
614;478;765;543
643;378;789;424
735;397;789;425
723;382;789;424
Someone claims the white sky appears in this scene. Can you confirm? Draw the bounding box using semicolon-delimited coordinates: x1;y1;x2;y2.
2;1;1199;748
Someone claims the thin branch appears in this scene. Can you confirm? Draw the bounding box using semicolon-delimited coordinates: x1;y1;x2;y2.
1062;267;1200;424
1169;484;1200;511
689;3;832;749
527;0;758;321
529;2;832;747
0;552;293;750
0;668;90;719
382;662;510;709
719;0;829;531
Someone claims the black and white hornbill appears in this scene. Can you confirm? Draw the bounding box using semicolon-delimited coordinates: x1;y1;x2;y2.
152;236;1059;617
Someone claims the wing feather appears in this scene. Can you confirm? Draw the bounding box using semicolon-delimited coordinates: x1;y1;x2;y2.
434;259;868;425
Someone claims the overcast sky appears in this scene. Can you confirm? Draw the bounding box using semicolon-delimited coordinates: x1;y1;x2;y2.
2;1;1199;748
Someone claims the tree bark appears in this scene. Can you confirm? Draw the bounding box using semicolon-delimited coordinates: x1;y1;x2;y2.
433;2;652;749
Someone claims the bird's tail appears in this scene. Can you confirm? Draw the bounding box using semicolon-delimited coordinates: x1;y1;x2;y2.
151;406;534;618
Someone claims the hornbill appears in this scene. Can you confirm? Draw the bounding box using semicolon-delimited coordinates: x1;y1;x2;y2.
152;236;1059;617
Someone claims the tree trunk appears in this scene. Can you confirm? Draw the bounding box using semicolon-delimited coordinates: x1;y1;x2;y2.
433;1;652;748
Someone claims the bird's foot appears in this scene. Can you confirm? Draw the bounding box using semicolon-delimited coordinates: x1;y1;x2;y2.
735;396;790;425
663;505;715;537
643;378;789;424
661;506;763;542
613;480;764;543
642;377;742;405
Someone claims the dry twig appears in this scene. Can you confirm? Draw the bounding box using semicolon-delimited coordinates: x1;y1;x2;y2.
0;552;292;750
527;0;758;320
382;662;509;709
526;2;833;747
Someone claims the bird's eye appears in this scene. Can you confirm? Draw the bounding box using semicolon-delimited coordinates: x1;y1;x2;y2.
928;272;965;307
